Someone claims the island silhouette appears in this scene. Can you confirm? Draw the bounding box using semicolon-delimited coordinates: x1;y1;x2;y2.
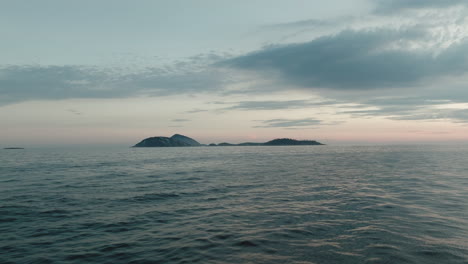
133;134;323;147
3;147;25;150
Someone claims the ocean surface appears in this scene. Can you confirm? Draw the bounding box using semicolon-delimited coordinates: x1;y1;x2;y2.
1;145;468;263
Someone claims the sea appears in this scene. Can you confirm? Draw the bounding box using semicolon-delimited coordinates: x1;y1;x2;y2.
1;145;467;263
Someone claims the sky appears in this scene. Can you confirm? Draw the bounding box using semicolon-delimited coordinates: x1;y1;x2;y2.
2;0;468;146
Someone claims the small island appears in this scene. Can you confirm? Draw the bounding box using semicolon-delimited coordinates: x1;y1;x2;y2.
133;134;202;147
133;134;323;147
3;147;25;149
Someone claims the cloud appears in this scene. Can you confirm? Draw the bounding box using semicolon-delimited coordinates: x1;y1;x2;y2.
400;108;468;122
67;109;82;115
185;108;209;114
264;16;356;31
123;67;226;96
339;96;468;122
255;118;322;128
220;27;468;91
220;99;338;111
247;0;468;125
373;0;466;14
0;55;228;106
171;118;190;122
2;6;468;130
0;65;113;104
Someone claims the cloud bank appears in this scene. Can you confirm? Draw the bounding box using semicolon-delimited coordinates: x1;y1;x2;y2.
0;57;227;105
221;28;468;90
219;99;338;111
255;118;322;128
373;0;466;13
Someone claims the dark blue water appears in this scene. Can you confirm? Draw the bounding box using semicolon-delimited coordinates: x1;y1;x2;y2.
1;145;468;263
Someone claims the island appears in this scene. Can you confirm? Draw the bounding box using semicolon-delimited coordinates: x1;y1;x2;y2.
133;134;323;147
3;147;25;149
133;134;202;147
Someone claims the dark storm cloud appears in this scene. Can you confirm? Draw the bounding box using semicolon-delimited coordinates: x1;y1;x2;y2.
255;118;322;128
374;0;466;13
220;28;468;90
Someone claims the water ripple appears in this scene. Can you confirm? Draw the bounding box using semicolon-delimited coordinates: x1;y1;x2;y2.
1;145;468;263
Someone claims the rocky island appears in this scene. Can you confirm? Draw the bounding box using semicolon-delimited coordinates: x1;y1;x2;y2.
133;134;202;147
133;134;323;147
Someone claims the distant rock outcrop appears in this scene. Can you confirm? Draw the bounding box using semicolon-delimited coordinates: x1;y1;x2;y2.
133;134;324;147
217;142;235;146
264;138;322;146
3;147;25;149
212;138;323;146
133;134;201;147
